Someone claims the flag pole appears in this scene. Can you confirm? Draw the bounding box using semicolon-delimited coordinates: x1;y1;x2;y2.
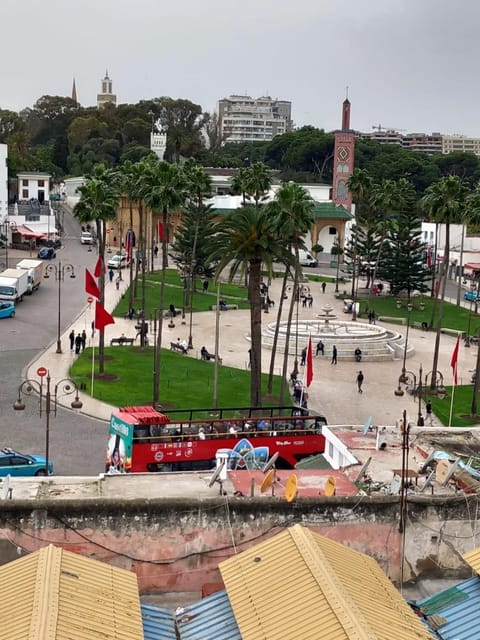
91;342;95;397
448;362;457;427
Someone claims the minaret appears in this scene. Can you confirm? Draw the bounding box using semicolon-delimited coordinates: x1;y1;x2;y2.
332;91;355;212
97;70;117;109
71;78;78;104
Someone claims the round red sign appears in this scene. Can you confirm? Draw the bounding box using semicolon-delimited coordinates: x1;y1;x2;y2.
87;296;94;304
37;367;48;377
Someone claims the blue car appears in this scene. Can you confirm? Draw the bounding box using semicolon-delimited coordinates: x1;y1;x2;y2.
464;290;479;302
0;448;53;476
0;302;15;318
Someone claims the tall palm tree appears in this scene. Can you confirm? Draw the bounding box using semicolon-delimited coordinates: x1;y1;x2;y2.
209;206;279;407
347;169;374;300
270;182;315;402
230;167;250;205
74;164;120;376
421;175;468;391
142;161;187;405
245;162;272;208
119;160;143;308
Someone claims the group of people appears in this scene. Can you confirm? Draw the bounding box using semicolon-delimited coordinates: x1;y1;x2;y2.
301;294;314;308
69;329;87;354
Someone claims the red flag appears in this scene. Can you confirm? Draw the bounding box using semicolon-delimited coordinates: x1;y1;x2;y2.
85;268;100;299
305;336;313;387
95;301;115;331
450;335;460;385
93;256;105;278
158;220;164;241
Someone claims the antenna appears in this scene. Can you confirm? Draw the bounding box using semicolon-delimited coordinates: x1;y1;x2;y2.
262;451;279;473
324;476;336;497
260;468;276;496
285;474;298;503
208;460;226;495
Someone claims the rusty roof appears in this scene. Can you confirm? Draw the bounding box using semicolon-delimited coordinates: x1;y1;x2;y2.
0;544;143;640
219;524;433;640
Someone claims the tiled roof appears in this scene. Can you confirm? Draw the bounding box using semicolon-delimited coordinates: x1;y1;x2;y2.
220;524;433;640
0;544;143;640
312;202;353;220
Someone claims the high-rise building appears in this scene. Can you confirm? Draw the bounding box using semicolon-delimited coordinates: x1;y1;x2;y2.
97;70;116;109
217;95;292;143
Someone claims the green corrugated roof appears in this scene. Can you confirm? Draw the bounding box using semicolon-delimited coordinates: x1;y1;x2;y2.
312;202;353;220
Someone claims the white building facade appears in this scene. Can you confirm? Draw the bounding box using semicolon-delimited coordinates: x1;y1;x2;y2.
0;144;7;220
217;95;292;143
17;172;51;202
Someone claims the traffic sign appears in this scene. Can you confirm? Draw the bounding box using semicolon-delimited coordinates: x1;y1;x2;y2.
87;296;94;304
37;367;48;377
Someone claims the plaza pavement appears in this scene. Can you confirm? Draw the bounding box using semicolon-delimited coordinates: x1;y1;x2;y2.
26;270;478;428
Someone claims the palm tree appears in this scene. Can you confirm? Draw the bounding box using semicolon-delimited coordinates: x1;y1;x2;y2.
74;164;120;376
347;169;374;300
142;161;187;405
230;167;250;205
245;162;272;208
270;182;315;402
421;175;468;391
119;160;143;309
209;206;279;407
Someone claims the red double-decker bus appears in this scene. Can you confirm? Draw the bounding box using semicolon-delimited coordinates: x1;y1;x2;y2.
105;405;327;473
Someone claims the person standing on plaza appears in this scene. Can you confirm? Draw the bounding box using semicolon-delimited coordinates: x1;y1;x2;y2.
69;329;75;352
357;370;364;393
81;329;87;351
74;333;82;354
316;341;324;356
321;282;326;294
108;268;114;283
300;346;307;366
426;400;433;425
331;345;338;365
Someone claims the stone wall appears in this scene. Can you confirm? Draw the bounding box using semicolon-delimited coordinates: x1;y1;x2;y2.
0;495;476;593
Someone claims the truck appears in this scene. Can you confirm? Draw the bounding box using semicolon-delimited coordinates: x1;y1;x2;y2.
16;259;45;293
0;269;30;303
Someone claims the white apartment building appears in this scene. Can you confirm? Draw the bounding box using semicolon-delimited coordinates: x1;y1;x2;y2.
442;135;480;155
218;95;292;143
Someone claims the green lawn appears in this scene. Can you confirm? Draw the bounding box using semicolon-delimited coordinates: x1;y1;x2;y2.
70;346;283;410
429;385;480;427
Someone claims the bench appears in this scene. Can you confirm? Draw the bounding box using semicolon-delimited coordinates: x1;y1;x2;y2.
210;304;239;311
170;341;188;354
412;321;429;331
163;308;182;318
110;337;135;346
201;352;223;365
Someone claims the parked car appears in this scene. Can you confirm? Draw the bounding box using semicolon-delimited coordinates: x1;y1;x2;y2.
107;254;128;269
80;231;94;245
0;301;15;318
38;247;56;259
464;290;479;302
0;448;53;476
38;238;62;249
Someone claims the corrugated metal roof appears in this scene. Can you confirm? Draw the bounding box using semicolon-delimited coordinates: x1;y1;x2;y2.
415;576;480;639
176;589;241;640
220;524;434;640
0;544;143;640
142;603;176;640
463;547;480;573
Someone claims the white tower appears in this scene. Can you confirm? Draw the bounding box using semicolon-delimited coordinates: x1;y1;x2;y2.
150;119;167;160
97;70;117;109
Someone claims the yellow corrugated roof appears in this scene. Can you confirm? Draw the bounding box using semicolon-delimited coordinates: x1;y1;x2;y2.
463;547;480;573
0;545;143;640
220;524;433;640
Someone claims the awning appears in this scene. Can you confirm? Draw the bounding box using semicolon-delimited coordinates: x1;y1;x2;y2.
464;263;480;271
12;225;44;239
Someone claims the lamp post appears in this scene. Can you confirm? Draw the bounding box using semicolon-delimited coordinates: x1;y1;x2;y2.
44;261;76;353
187;263;204;350
13;370;82;474
399;302;414;383
0;218;9;268
290;283;310;380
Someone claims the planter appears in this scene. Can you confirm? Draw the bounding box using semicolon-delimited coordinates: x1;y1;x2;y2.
396;300;402;309
419;303;425;311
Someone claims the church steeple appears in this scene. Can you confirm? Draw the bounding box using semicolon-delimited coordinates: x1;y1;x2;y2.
97;70;117;109
71;77;78;104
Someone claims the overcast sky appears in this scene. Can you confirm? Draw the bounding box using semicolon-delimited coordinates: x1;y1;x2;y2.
2;0;479;136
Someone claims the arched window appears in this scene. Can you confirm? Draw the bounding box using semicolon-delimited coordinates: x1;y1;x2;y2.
336;180;347;200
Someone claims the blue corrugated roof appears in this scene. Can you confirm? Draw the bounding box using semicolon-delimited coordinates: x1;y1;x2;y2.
176;589;241;640
416;576;480;640
141;603;176;640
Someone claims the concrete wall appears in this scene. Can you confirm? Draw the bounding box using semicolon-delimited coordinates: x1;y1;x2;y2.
0;496;476;594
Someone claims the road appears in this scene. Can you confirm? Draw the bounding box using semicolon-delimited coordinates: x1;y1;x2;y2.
0;207;107;475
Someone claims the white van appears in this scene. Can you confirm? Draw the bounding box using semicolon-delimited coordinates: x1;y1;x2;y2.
80;231;94;245
297;249;317;268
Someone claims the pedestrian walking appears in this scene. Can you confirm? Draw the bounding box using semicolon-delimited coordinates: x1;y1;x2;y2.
308;294;313;308
316;341;324;356
115;276;120;290
300;347;307;366
203;279;209;293
321;282;326;294
108;268;114;283
331;345;338;365
153;245;159;259
81;330;87;351
74;333;82;354
357;370;364;393
302;296;307;308
426;400;433;425
69;329;75;352
248;348;252;368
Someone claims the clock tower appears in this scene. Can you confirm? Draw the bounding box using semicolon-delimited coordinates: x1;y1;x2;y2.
332;96;355;211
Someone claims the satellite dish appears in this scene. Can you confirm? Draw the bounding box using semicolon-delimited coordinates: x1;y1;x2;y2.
324;476;336;497
285;474;298;503
260;468;275;494
362;416;373;434
209;460;226;494
262;451;279;473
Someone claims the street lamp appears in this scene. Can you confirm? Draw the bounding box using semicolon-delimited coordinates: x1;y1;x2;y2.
399;302;414;383
187;263;205;350
44;261;76;353
393;364;425;426
290;283;310;380
13;371;82;474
